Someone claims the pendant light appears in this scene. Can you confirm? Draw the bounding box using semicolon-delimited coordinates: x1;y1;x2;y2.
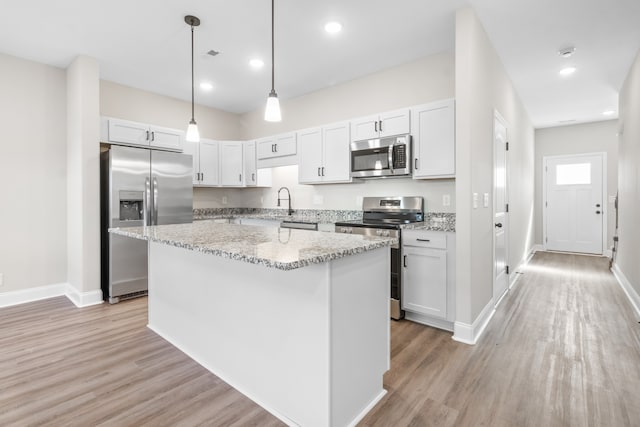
264;0;282;122
185;15;201;142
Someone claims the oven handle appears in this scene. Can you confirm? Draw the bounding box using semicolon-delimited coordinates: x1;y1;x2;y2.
388;145;394;174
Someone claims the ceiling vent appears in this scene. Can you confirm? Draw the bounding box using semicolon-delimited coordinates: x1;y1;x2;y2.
558;46;576;58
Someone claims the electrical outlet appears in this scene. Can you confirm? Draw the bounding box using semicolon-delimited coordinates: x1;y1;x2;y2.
483;193;490;208
0;273;4;287
472;193;478;209
442;194;451;207
222;196;228;205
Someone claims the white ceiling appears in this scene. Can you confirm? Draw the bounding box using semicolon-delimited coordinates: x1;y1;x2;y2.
0;0;638;128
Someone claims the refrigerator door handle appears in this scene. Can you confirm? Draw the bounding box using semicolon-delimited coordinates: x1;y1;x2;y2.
144;177;151;226
152;177;159;225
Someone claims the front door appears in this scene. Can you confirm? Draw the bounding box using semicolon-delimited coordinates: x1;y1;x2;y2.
544;154;604;254
493;113;509;304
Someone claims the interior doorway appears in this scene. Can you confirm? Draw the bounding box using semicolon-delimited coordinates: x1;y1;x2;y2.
543;153;606;255
493;112;509;305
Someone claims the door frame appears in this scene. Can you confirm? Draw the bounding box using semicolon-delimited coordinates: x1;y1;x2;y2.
542;152;607;255
493;110;510;305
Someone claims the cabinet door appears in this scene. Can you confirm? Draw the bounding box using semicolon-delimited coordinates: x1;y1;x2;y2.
220;141;244;187
199;139;220;186
402;246;447;319
244;141;257;186
379;109;410;138
274;132;297;157
411;99;455;179
107;118;149;147
182;140;200;185
149;125;184;151
350;114;379;142
297;128;323;184
256;137;276;159
322;122;351;183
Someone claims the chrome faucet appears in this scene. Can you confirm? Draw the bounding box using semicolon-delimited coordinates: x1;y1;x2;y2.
277;187;293;216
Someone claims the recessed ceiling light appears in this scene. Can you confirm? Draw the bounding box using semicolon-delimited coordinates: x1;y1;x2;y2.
559;66;577;76
324;21;342;34
200;82;213;91
558;46;576;58
602;110;615;116
249;58;264;69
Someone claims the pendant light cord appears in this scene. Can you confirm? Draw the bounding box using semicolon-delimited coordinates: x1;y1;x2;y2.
191;23;195;121
271;0;275;93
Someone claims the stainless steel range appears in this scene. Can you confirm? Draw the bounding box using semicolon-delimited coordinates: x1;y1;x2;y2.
335;196;424;320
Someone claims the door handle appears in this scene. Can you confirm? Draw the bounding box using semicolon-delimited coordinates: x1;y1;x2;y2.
152;177;159;225
495;223;503;228
200;172;204;181
416;238;431;242
271;144;275;152
403;255;407;268
274;143;278;152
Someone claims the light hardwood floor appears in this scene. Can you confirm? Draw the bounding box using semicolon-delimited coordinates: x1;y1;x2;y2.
1;252;639;426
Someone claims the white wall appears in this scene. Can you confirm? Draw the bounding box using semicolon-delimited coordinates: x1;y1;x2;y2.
534;121;618;249
66;56;101;302
0;53;67;293
195;166;456;213
195;51;456;212
616;49;640;299
100;80;242;141
455;8;535;324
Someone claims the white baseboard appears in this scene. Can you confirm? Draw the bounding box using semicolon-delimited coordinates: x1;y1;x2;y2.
404;311;454;332
452;299;496;345
0;283;67;308
0;282;103;308
347;389;387;427
604;249;613;258
531;244;545;253
65;284;104;308
510;248;536;290
612;263;640;319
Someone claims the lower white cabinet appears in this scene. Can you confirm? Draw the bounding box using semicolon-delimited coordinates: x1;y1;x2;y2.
402;229;456;330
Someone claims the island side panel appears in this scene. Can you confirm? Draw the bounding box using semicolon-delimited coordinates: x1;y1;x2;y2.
147;241;331;427
328;247;390;427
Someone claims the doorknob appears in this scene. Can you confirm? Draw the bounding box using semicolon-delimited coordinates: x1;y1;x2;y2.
495;223;503;228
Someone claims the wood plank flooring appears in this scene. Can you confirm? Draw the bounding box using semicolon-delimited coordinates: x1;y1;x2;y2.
1;251;639;426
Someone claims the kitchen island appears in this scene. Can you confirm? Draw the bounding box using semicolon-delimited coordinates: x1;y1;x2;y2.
110;220;396;427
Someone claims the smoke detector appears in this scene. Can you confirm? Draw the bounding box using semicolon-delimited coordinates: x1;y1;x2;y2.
558;46;576;58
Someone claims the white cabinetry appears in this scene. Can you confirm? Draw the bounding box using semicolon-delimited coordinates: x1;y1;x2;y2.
257;132;297;159
298;122;351;184
411;99;455;179
184;139;220;186
402;229;456;331
220;141;244;187
101;117;184;151
350;109;410;142
244;141;258;186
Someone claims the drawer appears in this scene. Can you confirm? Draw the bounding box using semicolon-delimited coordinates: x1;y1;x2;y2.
402;230;446;249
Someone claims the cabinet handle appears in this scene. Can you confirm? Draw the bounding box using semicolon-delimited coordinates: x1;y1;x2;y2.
146;130;150;141
151;131;155;141
271;144;275;152
252;173;255;181
379;120;383;132
403;255;407;268
318;167;321;177
374;121;378;133
274;143;278;152
414;158;419;170
322;167;325;176
239;174;242;182
200;172;204;181
416;238;431;242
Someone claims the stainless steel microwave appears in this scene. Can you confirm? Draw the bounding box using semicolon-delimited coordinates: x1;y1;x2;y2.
350;135;411;178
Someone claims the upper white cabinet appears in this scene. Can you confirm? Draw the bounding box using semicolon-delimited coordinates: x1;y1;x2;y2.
101;117;184;151
244;141;273;187
298;122;351;184
257;132;297;160
220;141;244;187
184;139;219;186
411;99;455;179
350;108;410;142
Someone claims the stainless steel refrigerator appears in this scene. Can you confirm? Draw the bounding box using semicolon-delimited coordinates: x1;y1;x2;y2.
101;145;193;303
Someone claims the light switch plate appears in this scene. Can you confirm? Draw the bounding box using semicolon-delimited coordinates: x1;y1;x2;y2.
0;273;4;287
483;193;490;208
442;194;451;207
473;193;478;209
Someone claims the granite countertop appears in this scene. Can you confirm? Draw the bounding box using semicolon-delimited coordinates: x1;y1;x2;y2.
401;213;456;232
110;220;397;271
193;208;362;224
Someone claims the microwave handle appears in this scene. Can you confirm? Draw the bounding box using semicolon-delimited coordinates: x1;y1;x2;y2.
388;145;394;174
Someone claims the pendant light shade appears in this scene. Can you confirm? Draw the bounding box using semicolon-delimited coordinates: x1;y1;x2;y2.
185;15;201;142
264;0;282;122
